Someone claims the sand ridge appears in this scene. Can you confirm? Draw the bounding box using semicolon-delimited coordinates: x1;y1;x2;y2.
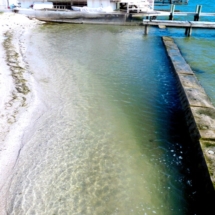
0;12;44;214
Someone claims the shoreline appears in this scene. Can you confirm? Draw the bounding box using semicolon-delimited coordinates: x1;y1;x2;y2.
0;12;44;214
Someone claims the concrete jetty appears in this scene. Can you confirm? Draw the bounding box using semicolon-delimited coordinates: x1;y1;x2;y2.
162;36;215;193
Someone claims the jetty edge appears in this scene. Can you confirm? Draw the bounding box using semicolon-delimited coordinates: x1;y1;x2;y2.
162;36;215;195
143;20;215;37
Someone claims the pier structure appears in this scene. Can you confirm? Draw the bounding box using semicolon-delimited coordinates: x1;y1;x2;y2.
137;4;203;21
140;5;215;37
154;0;188;5
143;20;215;36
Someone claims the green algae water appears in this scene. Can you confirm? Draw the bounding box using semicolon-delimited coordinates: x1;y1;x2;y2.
4;24;213;215
175;36;215;105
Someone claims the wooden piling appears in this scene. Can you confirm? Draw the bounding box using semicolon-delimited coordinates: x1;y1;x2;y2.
194;5;198;21
143;20;215;37
189;27;192;36
185;27;188;35
116;2;120;10
127;3;129;14
194;5;202;21
185;27;192;36
144;24;148;35
169;4;175;20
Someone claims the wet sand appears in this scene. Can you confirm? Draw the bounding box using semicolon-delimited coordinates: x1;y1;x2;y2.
0;12;43;214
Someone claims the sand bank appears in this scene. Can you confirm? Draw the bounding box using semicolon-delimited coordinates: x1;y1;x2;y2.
0;12;44;214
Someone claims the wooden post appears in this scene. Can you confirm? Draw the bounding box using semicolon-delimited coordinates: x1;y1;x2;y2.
194;5;202;21
127;3;129;14
195;5;199;13
188;27;192;37
185;27;192;37
169;4;175;20
185;27;189;36
144;25;149;35
194;5;198;21
116;2;120;11
198;5;202;21
185;27;188;36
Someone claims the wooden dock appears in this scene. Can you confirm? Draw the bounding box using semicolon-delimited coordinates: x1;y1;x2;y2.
133;11;215;18
133;4;215;22
143;20;215;36
154;0;188;5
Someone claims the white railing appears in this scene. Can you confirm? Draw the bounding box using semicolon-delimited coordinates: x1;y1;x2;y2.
120;0;154;13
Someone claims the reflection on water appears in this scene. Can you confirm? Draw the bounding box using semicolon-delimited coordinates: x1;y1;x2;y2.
6;24;197;214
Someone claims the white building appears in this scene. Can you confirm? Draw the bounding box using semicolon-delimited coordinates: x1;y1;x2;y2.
2;0;154;12
0;0;7;9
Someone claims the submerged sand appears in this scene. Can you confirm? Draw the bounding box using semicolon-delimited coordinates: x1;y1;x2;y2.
0;12;44;214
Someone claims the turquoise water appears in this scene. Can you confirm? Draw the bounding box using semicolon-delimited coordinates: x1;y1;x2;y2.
175;36;215;104
156;0;215;105
5;1;215;214
155;0;215;21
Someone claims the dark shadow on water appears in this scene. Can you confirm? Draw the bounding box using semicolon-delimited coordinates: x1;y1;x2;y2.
149;38;215;214
170;107;215;215
193;68;206;74
165;66;215;215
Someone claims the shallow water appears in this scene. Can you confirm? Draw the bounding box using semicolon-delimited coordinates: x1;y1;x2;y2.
175;37;215;105
4;24;199;214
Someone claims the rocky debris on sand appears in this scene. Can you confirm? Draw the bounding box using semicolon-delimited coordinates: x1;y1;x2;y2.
0;13;43;142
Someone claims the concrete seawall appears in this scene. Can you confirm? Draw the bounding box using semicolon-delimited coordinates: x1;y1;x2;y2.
162;37;215;195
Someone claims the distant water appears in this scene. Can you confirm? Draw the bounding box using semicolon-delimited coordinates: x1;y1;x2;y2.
156;0;215;21
5;1;215;215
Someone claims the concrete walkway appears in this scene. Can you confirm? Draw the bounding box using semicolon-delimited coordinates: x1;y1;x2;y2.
163;36;215;190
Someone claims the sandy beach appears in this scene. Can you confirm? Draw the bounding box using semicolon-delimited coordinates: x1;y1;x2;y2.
0;12;43;214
